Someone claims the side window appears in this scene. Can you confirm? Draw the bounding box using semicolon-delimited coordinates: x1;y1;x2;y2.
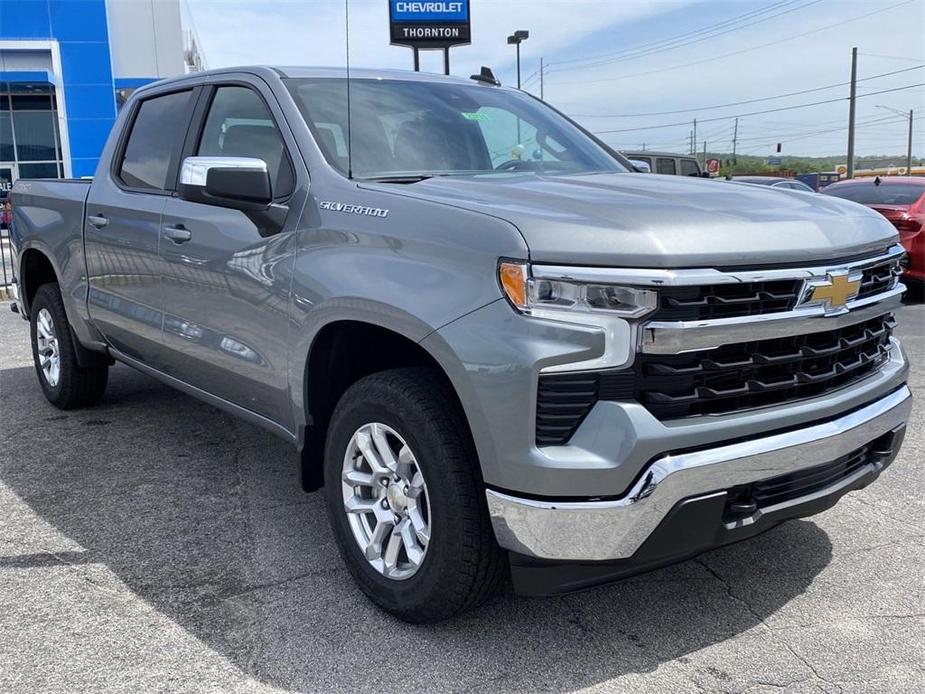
679;159;700;176
197;86;294;198
656;157;677;175
119;90;193;190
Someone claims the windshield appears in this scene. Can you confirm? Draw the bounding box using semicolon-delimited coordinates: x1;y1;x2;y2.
284;78;627;179
823;182;925;206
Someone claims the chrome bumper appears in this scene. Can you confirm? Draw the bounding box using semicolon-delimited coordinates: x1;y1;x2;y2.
487;385;912;561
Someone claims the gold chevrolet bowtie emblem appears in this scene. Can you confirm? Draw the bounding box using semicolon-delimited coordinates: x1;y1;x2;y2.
807;272;862;313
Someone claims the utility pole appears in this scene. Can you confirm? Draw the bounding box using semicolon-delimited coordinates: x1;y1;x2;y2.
692;118;697;156
732;117;739;163
702;140;707;168
907;109;914;175
539;57;544;100
847;46;858;178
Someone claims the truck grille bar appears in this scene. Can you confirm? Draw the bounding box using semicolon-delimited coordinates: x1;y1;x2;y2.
650;255;903;322
633;314;894;420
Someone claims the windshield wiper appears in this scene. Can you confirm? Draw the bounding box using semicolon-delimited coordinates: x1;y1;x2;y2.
362;174;436;184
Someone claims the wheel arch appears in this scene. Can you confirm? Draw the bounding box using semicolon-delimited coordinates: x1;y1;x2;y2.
19;246;59;317
298;318;479;492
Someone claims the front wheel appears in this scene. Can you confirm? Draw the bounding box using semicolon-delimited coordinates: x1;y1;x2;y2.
29;283;108;409
324;368;505;623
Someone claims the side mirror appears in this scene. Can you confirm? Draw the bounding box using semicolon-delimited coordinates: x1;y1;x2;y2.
179;156;272;211
628;159;651;173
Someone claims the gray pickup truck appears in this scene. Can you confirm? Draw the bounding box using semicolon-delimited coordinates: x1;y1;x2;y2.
8;67;911;623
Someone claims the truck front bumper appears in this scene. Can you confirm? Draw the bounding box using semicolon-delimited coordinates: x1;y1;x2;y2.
487;385;911;573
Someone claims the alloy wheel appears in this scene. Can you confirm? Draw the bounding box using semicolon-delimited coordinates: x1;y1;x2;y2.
341;423;431;580
35;308;61;387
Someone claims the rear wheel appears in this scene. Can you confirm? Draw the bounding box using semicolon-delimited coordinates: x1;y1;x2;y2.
324;368;505;623
29;283;108;409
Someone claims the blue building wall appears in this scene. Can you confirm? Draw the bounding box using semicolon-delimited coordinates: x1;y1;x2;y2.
0;0;117;177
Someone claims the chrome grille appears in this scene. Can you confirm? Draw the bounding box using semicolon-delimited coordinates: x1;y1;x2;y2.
649;254;902;322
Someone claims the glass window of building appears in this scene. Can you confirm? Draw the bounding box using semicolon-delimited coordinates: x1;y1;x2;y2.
0;82;66;186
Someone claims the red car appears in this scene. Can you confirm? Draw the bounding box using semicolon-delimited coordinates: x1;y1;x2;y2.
823;176;925;295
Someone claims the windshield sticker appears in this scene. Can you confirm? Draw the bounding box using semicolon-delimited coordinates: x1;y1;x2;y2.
461;112;489;121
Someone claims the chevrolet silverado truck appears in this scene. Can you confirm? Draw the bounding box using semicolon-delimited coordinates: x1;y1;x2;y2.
8;67;911;623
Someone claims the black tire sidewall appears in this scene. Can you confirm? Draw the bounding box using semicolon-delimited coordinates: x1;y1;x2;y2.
323;371;485;620
30;285;69;402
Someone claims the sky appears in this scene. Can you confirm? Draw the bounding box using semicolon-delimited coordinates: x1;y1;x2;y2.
185;0;925;160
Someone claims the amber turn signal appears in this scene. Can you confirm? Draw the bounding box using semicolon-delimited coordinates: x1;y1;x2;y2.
498;261;528;310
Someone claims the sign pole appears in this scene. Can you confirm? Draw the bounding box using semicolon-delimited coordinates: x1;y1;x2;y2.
443;47;450;75
413;47;420;72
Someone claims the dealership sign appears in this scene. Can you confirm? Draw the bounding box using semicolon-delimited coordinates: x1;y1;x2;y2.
389;0;471;48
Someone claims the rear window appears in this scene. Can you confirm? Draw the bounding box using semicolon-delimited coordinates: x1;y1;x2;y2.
118;90;194;191
823;181;925;206
679;159;700;176
656;157;677;175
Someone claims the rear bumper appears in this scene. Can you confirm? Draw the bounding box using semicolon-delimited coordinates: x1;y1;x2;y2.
487;385;912;565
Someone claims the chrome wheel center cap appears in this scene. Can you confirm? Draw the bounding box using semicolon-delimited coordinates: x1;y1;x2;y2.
387;483;408;513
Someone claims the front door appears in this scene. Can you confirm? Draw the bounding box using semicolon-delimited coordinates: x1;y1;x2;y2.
158;82;300;428
85;88;196;367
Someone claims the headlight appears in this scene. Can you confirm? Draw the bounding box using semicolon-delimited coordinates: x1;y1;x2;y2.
499;261;657;319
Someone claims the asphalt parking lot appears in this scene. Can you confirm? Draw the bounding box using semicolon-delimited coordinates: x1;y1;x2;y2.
1;301;923;694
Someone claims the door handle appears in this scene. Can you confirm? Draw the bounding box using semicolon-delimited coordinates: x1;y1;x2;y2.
87;214;109;229
163;225;192;243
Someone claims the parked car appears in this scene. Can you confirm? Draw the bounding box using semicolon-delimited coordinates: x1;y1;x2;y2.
731;176;815;192
621;150;703;176
822;176;924;296
8;67;911;623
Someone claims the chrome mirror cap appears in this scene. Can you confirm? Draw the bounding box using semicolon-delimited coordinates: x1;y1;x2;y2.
179;156;268;187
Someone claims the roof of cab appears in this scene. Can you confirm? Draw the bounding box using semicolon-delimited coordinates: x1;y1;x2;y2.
133;65;508;96
620;150;699;159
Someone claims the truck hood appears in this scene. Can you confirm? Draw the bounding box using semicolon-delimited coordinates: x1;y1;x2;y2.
366;172;898;268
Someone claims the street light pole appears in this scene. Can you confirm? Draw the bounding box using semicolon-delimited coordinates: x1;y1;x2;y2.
876;104;915;174
907;109;914;175
506;30;529;89
516;42;521;88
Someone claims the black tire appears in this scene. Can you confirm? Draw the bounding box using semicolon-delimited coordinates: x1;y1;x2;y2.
30;283;108;409
323;368;506;623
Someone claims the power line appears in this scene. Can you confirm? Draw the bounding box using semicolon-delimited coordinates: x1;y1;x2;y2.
551;0;800;68
590;82;925;135
549;0;916;86
569;65;923;118
730;114;919;147
550;0;824;73
859;52;925;63
552;0;822;72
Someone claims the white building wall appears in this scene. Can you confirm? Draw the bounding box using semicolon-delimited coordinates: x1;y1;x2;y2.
105;0;185;79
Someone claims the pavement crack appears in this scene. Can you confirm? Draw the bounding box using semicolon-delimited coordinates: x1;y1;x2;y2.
695;558;770;631
782;643;843;692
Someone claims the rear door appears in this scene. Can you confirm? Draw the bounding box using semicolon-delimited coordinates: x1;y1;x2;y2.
157;79;302;427
85;87;196;366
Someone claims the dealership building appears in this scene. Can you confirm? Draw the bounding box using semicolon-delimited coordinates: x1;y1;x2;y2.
0;0;202;193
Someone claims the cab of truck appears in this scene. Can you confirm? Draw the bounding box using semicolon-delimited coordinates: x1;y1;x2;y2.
621;150;703;176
